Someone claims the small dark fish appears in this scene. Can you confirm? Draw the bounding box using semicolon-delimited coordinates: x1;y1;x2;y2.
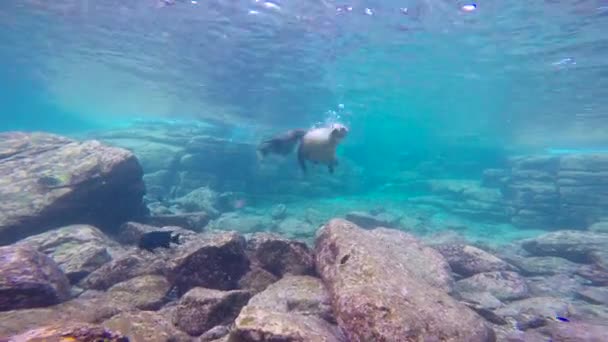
138;231;181;251
556;316;570;322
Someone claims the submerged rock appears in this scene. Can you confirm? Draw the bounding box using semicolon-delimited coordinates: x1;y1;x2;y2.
576;286;608;305
520;230;608;263
208;212;276;234
15;224;113;283
168;231;250;295
434;244;511;277
246;232;314;277
237;267;279;294
146;212;211;232
538;321;608;342
0;132;146;245
314;218;493;341
455;271;530;301
173;287;251;336
7;322;129;342
0;245;71;311
495;297;572;330
505;255;580;276
106;275;171;311
344;211;401;229
103;310;191;342
231;275;343;341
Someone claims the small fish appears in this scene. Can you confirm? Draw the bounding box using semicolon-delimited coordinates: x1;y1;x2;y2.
555;316;570;322
462;4;477;12
138;231;181;251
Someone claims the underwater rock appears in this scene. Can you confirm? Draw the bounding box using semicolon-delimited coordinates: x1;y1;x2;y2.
456;291;504;311
481;168;509;188
116;221;197;245
314;219;493;341
0;132;146;245
455;271;530;302
538;321;608;342
15;224;114;283
588;221;608;233
168;231;250;295
246;232;314;277
520;230;608;263
237;266;279;294
434;244;511;277
103;310;191;342
146;211;211;232
173;287;251;336
575;264;608;286
505;255;580;277
494;297;572;330
275;217;317;241
106;275;171;311
270;203;287;220
7;322;129;342
231;275;344;342
81;249;170;290
526;273;584;298
100;136;184;174
199;324;231;341
0;245;71;311
576;286;608;305
172;186;221;218
344;211;401;229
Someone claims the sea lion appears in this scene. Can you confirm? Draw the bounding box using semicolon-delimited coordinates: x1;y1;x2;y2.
256;123;348;174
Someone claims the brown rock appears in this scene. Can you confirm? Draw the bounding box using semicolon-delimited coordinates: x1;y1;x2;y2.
314;218;494;341
247;232;314;277
107;275;171;310
237;267;279;294
103;310;191;342
173;287;251;336
0;245;71;311
7;322;129;341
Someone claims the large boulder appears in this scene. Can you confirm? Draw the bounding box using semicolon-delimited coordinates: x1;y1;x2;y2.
231;275;344;341
15;224;113;283
314;218;494;341
0;132;146;245
173;287;251;336
0;245;71;311
246;232;315;277
434;244;511;277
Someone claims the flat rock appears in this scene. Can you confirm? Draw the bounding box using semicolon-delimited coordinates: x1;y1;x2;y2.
80;249;170;290
168;231;250;295
103;310;191;342
539;321;608;342
575;264;608;286
237;267;279;294
173;287;251;336
520;230;608;263
495;297;572;330
0;132;146;245
527;273;584;298
276;217;317;241
344;211;401;229
314;218;493;341
576;286;608;305
7;322;129;341
15;224;113;283
434;244;511;277
231;275;344;342
107;275;171;310
172;186;221;218
246;233;314;277
455;271;530;301
0;245;71;311
506;256;580;276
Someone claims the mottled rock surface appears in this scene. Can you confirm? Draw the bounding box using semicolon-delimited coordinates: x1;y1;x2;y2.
168;231;250;295
506;256;580;276
247;232;314;277
538;321;608;342
15;224;113;283
455;271;530;301
314;219;493;341
0;245;71;311
107;275;171;310
344;211;401;229
237;267;279;294
576;286;608;305
7;323;129;342
520;231;608;263
103;310;191;342
434;244;511;277
231;275;343;341
173;287;251;336
0;132;146;245
495;297;572;330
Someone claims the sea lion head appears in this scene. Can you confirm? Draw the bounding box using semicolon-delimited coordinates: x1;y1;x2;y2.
329;123;349;142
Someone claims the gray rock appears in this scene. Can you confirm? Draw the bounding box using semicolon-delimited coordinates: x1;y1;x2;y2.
575;264;608;286
539;321;608;342
520;230;608;263
0;245;71;311
237;267;279;294
173;186;221;218
103;310;191;342
168;231;250;295
506;256;580;276
15;224;113;283
173;287;251;336
107;275;171;310
199;325;230;341
7;322;129;342
247;232;314;277
434;244;511;277
495;297;572;330
345;211;401;229
146;212;211;232
314;219;494;341
231;275;344;342
576;286;608;305
0;132;146;245
208;212;276;234
455;271;529;301
276;217;317;241
588;221;608;233
527;273;584;298
270;203;287;220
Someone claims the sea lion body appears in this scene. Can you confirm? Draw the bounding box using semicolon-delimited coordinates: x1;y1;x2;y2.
256;123;348;174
